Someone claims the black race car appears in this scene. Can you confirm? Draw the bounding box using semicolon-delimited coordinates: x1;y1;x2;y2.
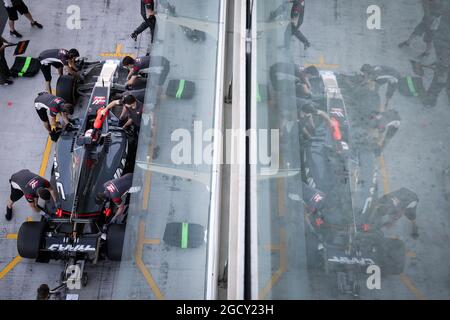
300;71;405;297
16;59;139;292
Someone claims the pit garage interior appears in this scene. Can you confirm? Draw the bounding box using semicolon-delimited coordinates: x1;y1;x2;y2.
0;0;450;300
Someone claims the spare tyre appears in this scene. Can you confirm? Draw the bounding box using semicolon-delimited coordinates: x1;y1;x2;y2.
107;223;126;261
56;75;76;104
17;221;46;259
378;238;405;276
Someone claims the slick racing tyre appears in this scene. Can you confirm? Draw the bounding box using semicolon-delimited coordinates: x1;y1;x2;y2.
378;238;406;275
17;221;46;259
56;75;77;104
106;224;126;261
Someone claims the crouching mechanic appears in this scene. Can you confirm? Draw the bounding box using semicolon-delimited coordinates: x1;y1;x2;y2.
369;187;419;239
96;173;133;223
122;55;150;89
34;92;73;133
6;169;57;221
302;183;327;242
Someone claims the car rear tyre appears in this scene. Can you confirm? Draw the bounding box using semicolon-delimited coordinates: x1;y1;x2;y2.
82;272;88;287
379;238;405;275
107;224;126;261
56;75;76;104
305;228;324;270
17;221;46;259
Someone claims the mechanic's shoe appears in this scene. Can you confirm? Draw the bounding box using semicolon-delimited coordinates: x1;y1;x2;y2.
152;145;160;159
398;40;410;48
5;206;12;221
0;79;14;86
31;21;43;29
417;51;430;59
411;224;419;239
130;32;138;41
10;30;22;38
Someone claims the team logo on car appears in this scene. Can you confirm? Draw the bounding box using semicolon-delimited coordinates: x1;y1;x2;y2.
92;96;106;106
330;108;345;117
328;256;375;266
312;193;323;202
48;244;96;252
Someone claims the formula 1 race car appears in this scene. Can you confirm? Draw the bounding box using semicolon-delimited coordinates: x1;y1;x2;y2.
299;71;405;297
16;59;140;293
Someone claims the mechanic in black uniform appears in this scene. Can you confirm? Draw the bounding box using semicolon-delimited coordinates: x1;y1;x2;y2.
301;183;328;240
399;0;443;58
124;89;145;103
6;169;57;221
38;48;80;93
369;188;419;238
102;94;144;133
360;64;402;109
96;173;133;222
34;92;74;133
270;0;306;26
284;0;310;50
123;55;170;89
369;109;401;156
113;89;146;104
122;55;150;88
0;36;13;86
298;102;332;141
3;0;43;38
302;183;326;215
131;0;156;43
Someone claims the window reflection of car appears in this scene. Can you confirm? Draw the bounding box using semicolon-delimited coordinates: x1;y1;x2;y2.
300;71;406;297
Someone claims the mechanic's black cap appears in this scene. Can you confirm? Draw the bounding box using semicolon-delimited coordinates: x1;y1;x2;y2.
122;56;135;67
37;188;51;201
122;94;136;105
68;48;80;59
301;102;318;115
304;65;319;77
360;64;373;74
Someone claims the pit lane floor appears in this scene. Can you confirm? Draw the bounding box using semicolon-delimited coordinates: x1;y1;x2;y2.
0;0;154;300
259;0;450;299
